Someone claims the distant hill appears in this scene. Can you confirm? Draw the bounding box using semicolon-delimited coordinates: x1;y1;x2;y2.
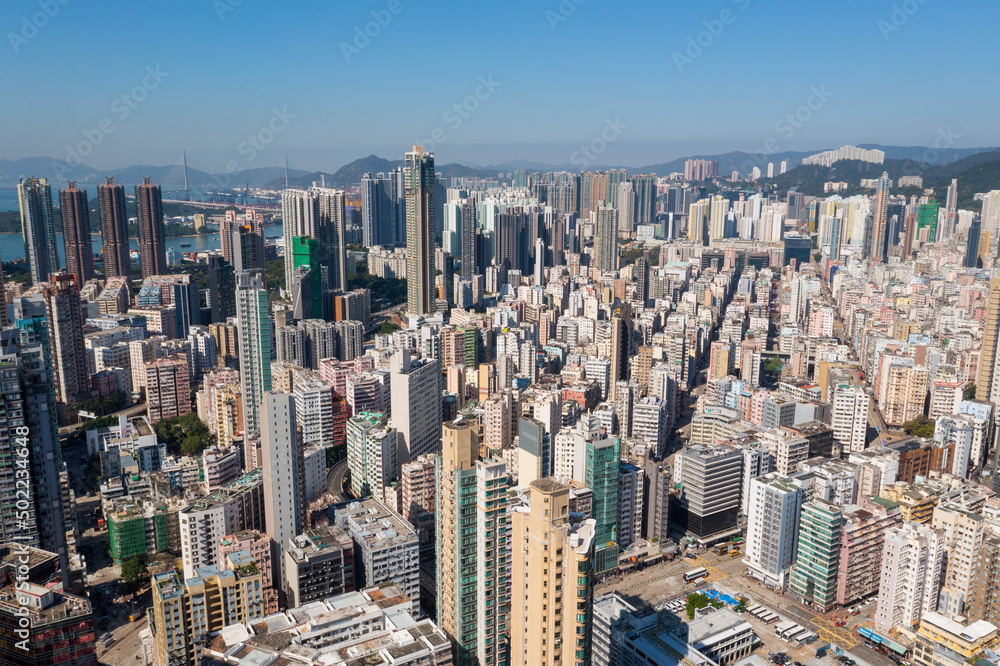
756;150;1000;203
2;144;995;193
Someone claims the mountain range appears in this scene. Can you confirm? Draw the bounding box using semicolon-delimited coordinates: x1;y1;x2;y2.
0;144;995;191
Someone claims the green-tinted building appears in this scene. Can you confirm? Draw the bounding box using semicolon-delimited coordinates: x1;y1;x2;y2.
587;436;620;574
461;326;480;368
916;199;939;243
108;499;172;566
292;235;324;319
790;499;842;612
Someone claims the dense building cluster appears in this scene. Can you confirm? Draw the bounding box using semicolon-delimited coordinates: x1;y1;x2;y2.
4;145;1000;666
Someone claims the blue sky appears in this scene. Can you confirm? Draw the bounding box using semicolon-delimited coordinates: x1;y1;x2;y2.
1;0;997;172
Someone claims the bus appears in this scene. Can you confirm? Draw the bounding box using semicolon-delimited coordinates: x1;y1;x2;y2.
683;567;709;583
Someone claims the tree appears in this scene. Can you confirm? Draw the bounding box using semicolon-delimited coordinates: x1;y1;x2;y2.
86;452;103;488
685;592;723;620
902;414;935;439
121;555;147;585
155;412;214;456
968;383;977;399
763;357;784;375
77;390;131;417
379;322;401;335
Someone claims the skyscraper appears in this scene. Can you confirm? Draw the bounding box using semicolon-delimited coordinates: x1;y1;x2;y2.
966;217;982;268
261;393;303;589
594;204;619;272
316;187;349;294
405;146;436;315
281;189;319;293
17;176;58;285
461;198;477;280
43;273;89;405
291;236;324;320
789;499;842;612
135;177;167;277
510;478;596;666
871;172;891;262
587;436;620;573
361;172;399;247
745;474;805;588
232;220;266;273
207;256;236;324
436;420;509;666
14;316;69;576
59;182;95;285
496;208;528;273
389;348;441;462
98;177;131;279
236;270;272;436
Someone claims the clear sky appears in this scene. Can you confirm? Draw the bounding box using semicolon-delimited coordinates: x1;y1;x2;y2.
2;0;998;173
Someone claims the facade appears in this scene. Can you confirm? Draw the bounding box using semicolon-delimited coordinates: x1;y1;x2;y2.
390;349;442;461
744;474;805;588
135;177;167;278
0;584;97;666
145;354;192;423
261;393;302;587
281;524;356;608
932;503;985;618
832;384;871;453
405;146;437;314
912;613;997;666
836;498;902;606
177;470;265;579
17;176;59;285
671;445;742;540
59;182;95;284
151;551;265;666
346;411;398;500
789;499;842;611
98;177;131;279
336;498;420;614
43;273;90;405
217;529;279;614
510;478;596;666
236;270;271;436
873;521;946;632
436;420;509;666
587;436;621;573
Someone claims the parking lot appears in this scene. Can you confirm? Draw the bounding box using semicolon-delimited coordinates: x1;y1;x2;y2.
596;543;895;666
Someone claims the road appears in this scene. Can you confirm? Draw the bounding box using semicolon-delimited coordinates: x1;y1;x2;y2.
367;303;407;333
60;402;148;435
327;458;350;501
98;616;146;665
